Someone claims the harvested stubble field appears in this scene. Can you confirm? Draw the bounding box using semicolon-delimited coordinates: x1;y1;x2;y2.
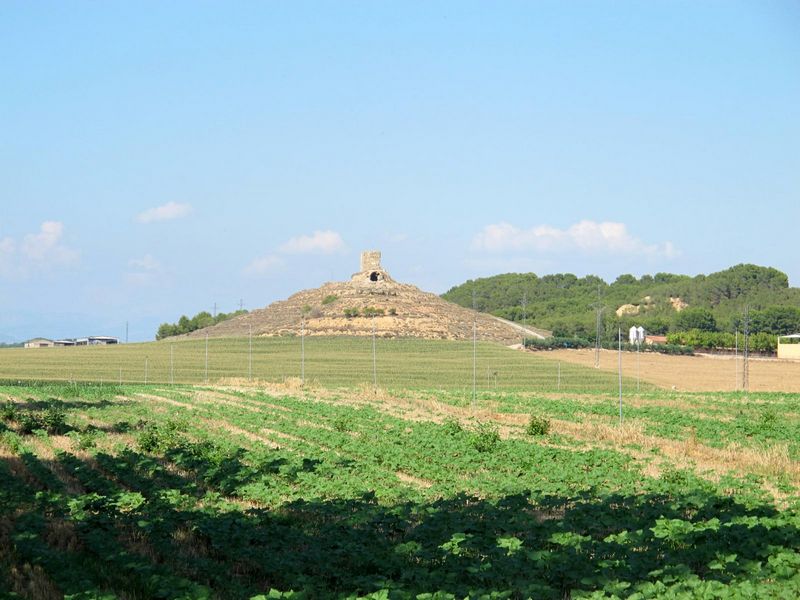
546;348;800;393
0;379;799;598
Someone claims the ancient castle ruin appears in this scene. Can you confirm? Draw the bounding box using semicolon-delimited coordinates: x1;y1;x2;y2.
351;251;394;285
186;250;550;343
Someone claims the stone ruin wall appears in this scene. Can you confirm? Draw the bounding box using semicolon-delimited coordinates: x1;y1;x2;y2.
360;251;382;272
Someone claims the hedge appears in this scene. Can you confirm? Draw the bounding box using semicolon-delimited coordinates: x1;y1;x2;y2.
667;330;777;353
524;337;693;355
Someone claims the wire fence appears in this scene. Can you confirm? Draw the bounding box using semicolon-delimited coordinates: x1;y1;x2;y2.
1;335;796;393
0;336;631;394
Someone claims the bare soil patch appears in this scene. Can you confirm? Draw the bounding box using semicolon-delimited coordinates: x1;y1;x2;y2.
544;348;800;392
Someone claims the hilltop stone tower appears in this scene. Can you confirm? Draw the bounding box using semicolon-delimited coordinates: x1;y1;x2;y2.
184;248;552;342
360;251;381;272
352;250;394;285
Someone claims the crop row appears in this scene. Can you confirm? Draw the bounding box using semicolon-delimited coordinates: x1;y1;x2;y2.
1;385;799;599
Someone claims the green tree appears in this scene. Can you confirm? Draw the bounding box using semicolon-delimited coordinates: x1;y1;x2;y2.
155;323;177;340
674;308;717;332
155;309;248;339
614;274;637;286
748;306;800;335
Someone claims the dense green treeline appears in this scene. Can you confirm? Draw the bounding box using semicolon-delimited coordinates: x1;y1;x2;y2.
443;264;800;340
155;309;247;340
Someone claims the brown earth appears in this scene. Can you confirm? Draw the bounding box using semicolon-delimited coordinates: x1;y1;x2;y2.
186;263;550;344
543;348;800;392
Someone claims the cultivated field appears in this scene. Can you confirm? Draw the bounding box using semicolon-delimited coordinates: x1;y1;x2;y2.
2;338;800;597
5;337;800;395
1;380;798;598
0;337;635;393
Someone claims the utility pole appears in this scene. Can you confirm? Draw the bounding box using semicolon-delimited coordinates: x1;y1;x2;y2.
372;315;377;391
204;333;209;384
301;315;305;386
125;321;129;344
248;325;253;382
212;302;218;318
743;307;750;393
636;337;641;393
521;291;527;345
591;285;604;368
557;362;561;392
239;299;244;311
170;344;174;384
472;288;477;409
618;328;623;424
735;330;739;391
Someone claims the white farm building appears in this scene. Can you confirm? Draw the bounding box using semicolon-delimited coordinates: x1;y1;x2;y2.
777;334;800;360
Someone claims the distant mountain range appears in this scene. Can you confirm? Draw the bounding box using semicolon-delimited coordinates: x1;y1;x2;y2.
442;264;800;339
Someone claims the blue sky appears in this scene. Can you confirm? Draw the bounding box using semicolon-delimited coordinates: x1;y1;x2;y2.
1;1;799;342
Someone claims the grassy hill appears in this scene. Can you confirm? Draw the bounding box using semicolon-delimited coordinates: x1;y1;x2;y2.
442;264;800;339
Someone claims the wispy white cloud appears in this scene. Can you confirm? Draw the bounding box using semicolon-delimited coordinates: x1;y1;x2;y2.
22;221;79;263
0;237;14;256
244;230;345;277
279;230;345;255
243;254;285;276
472;220;679;258
128;254;160;271
136;201;192;224
0;221;79;278
125;254;163;286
